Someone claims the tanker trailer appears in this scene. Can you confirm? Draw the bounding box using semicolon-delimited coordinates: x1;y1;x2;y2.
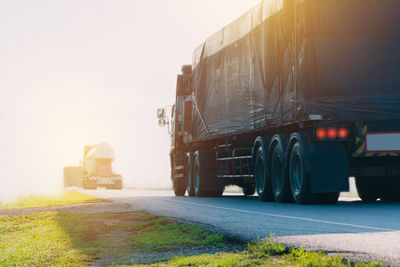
82;143;123;190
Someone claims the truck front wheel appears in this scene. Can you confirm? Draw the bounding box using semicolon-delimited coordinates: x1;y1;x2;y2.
171;154;186;196
173;179;186;196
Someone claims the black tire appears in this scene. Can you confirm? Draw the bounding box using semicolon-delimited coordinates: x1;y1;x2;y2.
355;177;379;203
171;154;186;196
194;150;223;197
242;185;256;196
185;156;195;197
270;139;293;203
254;146;274;202
173;178;186;196
289;141;314;204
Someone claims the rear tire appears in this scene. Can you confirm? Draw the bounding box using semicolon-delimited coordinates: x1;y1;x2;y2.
270;139;292;203
289;141;314;204
355;177;379;203
254;146;274;202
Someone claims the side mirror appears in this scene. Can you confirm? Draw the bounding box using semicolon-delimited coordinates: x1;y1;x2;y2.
157;108;165;119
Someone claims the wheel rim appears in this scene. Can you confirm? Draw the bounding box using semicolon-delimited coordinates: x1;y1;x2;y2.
291;153;303;195
271;152;282;193
255;156;265;196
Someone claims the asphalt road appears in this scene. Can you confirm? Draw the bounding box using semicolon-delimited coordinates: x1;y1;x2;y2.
82;189;400;265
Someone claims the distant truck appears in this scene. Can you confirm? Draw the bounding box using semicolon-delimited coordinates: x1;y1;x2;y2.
63;143;123;190
158;0;400;204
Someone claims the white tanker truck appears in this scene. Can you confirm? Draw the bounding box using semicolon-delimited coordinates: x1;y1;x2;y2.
64;143;123;190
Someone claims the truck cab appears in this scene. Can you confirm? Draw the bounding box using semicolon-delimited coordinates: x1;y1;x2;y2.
158;65;193;195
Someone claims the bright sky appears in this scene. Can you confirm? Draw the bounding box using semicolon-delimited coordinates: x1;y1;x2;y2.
0;0;261;201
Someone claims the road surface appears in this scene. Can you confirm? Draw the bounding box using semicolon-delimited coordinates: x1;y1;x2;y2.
82;188;400;265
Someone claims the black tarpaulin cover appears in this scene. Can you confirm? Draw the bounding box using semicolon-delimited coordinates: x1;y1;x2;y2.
191;0;400;141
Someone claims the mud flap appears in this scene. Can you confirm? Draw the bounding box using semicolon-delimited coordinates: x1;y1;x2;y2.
303;136;350;194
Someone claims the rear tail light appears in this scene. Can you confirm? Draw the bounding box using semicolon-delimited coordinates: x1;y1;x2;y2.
338;127;349;139
327;128;338;139
316;127;327;139
315;127;350;140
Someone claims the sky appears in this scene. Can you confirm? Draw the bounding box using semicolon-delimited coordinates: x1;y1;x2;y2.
0;0;261;201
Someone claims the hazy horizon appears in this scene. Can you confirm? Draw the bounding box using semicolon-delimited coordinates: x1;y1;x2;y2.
0;0;261;201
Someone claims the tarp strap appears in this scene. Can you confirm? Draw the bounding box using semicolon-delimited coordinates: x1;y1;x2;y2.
192;92;210;134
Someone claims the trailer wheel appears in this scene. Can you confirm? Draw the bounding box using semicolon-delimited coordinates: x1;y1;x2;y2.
242;185;256;196
270;138;292;203
185;156;195;197
194;150;223;197
355;177;379;203
254;146;273;202
289;140;313;204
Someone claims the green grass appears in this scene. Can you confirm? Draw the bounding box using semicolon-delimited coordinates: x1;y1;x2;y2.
0;213;91;266
169;239;383;267
0;190;102;210
0;211;226;266
129;216;224;252
0;208;383;267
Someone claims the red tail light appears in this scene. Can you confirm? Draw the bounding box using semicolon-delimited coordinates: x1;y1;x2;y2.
315;127;349;140
338;127;349;139
327;128;338;139
316;128;327;139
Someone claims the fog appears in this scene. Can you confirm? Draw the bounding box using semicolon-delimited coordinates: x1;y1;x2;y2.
0;0;261;202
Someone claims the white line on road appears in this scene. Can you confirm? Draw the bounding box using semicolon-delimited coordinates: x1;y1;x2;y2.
164;198;397;232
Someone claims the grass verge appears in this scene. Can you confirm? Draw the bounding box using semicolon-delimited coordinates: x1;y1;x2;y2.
0;190;102;210
0;211;224;266
169;240;383;267
0;209;383;267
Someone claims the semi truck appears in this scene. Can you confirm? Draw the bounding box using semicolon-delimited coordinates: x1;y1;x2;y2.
63;143;123;190
158;0;400;204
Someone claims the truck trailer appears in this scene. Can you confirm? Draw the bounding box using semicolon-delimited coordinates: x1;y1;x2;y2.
158;0;400;204
63;143;123;190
